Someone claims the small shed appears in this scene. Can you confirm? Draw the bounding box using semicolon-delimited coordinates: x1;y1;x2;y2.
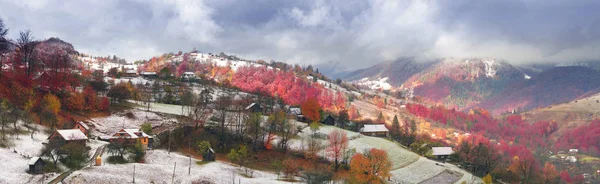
28;157;45;174
245;103;263;114
322;115;336;126
432;147;454;161
360;124;389;137
204;148;215;162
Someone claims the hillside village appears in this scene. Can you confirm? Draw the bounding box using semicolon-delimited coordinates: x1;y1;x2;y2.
1;14;600;184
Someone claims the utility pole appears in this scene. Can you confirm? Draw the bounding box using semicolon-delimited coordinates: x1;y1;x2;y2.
133;164;136;183
172;162;176;184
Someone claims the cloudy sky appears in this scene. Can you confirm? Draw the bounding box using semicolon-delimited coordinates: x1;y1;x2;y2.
1;0;600;70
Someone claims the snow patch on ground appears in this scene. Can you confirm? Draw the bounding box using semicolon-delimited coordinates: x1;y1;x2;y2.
90;109;178;136
355;77;392;90
66;150;286;184
0;124;56;184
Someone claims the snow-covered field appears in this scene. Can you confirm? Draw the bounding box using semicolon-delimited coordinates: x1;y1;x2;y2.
0;124;57;184
288;124;479;184
65;150;286;184
90;109;178;136
129;100;190;116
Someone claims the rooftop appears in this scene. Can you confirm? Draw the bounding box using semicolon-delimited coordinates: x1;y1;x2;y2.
113;128;149;139
77;121;89;130
432;147;454;156
361;124;389;133
56;129;88;141
28;157;42;165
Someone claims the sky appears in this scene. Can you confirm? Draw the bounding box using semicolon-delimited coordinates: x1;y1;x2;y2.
1;0;600;71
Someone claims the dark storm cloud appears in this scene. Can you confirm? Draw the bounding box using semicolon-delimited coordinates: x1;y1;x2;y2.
0;0;599;70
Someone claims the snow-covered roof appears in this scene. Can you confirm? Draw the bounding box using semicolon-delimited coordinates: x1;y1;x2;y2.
125;70;137;74
432;147;454;156
141;71;157;75
183;72;195;75
28;157;42;165
288;107;301;115
113;128;149;139
77;121;89;130
361;124;389;133
245;103;258;110
56;129;88;141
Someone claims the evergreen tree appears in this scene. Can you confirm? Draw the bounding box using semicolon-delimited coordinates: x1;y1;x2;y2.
391;115;401;141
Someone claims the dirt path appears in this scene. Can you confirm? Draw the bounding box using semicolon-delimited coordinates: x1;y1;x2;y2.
48;145;105;184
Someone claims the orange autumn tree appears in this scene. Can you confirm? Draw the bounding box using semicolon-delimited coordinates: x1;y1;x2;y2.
327;129;348;171
301;97;321;122
350;148;392;183
542;163;559;183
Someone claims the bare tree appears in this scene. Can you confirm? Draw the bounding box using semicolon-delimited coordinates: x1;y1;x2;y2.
214;91;233;152
189;87;213;129
231;96;249;141
16;30;39;77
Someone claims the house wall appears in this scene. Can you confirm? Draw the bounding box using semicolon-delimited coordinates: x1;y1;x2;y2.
74;124;87;134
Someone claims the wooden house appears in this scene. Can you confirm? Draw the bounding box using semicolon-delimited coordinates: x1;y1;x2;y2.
432;147;454;162
74;121;90;135
47;129;88;145
360;124;389;137
245;103;264;114
28;157;45;174
322;115;336;126
111;129;150;150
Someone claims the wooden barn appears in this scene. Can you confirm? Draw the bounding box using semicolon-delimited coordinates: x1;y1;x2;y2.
28;157;45;174
360;124;389;137
322;115;336;126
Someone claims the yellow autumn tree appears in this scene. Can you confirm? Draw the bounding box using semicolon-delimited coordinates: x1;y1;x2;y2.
41;94;61;129
482;173;493;184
